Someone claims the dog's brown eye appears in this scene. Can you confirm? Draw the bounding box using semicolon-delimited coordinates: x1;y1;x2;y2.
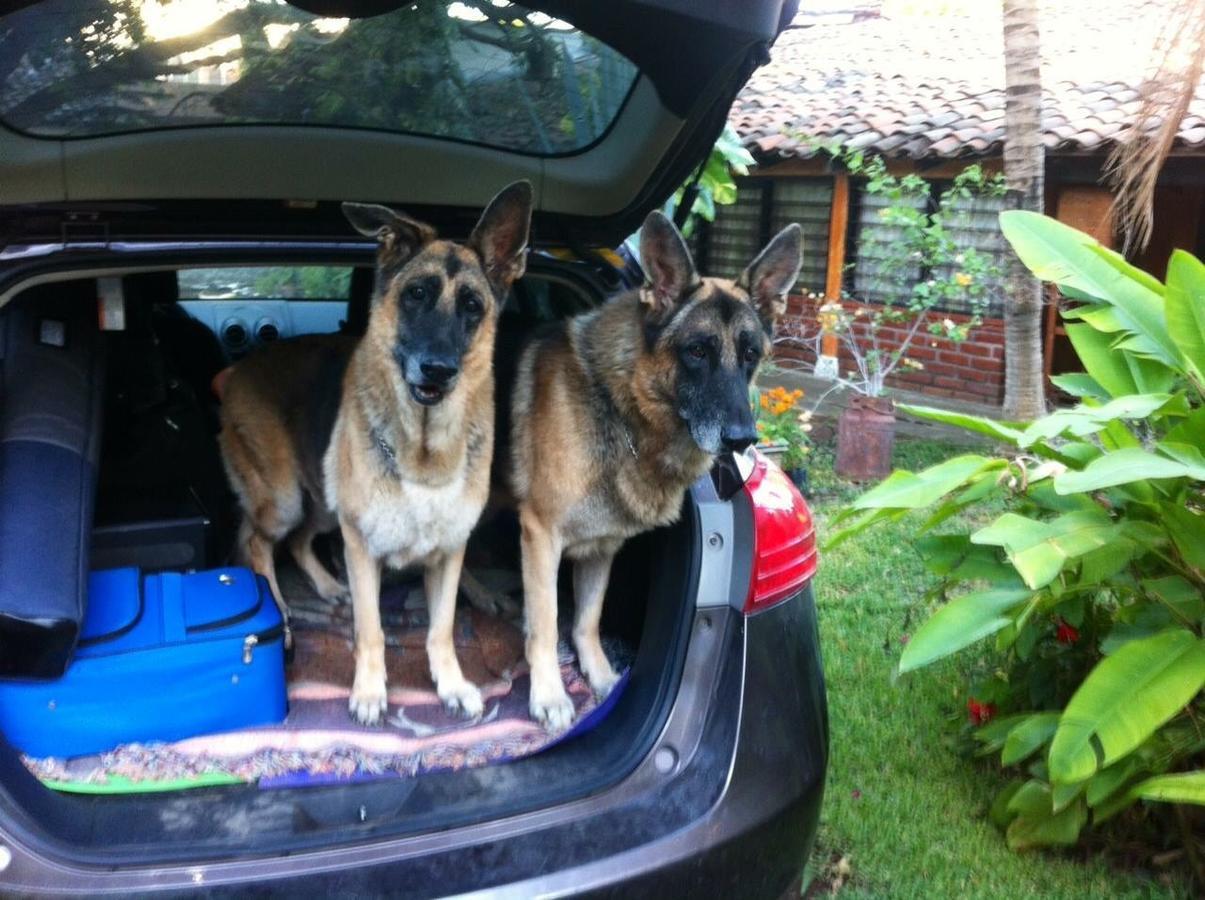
743;346;759;364
463;296;483;317
687;342;707;360
407;285;426;301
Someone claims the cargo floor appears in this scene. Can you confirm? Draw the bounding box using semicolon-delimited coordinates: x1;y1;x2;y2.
23;564;630;793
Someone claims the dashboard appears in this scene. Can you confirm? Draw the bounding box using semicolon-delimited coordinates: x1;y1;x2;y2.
177;300;347;355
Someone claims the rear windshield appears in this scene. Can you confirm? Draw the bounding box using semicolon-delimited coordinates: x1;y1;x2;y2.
0;0;637;155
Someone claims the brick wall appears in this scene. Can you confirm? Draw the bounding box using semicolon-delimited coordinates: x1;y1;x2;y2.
776;295;1006;406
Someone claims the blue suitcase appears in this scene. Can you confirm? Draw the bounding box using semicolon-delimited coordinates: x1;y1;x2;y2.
0;567;287;758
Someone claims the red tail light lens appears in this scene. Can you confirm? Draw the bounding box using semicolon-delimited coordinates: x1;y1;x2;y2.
743;450;818;614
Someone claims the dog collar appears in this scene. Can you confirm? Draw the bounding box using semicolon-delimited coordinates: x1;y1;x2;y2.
621;425;638;458
371;426;399;475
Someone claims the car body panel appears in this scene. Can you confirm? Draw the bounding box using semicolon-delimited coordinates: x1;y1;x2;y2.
0;589;825;897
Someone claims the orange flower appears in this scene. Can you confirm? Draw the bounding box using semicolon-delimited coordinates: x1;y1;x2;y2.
760;394;770;410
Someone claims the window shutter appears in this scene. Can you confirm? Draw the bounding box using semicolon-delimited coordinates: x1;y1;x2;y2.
850;190;925;305
934;193;1008;317
704;181;766;280
769;179;832;295
705;178;833;293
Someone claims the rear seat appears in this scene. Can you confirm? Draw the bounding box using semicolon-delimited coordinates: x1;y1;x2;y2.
0;281;104;677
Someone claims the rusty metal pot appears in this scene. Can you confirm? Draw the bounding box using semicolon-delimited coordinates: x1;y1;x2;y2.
835;395;896;481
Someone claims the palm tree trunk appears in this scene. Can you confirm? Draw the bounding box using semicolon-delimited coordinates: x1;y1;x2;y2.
1001;0;1047;420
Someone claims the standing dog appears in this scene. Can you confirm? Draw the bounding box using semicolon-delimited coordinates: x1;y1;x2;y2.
510;210;802;730
219;181;532;725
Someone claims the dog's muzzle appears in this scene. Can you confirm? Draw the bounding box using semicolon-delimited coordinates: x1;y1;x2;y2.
406;357;459;407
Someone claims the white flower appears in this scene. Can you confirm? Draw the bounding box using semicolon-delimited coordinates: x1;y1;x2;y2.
942;318;955;330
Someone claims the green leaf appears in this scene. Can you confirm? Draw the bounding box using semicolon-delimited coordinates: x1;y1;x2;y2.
1018;394;1174;447
1085;758;1141;807
1047;628;1205;784
1164;250;1205;383
1051;780;1084;813
1157;440;1205;474
822;507;907;550
999;212;1178;367
990;781;1025;829
1129;770;1205;806
1065;324;1138;398
1167;405;1205;447
972;510;1119;590
899;587;1032;673
1054;448;1203;494
1002;713;1061;766
1143;575;1205;623
896;404;1026;444
1049;373;1110;401
1006;797;1088;850
850;455;998;511
1087;242;1167;297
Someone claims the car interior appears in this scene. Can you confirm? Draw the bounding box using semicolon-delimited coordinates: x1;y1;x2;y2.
0;257;710;854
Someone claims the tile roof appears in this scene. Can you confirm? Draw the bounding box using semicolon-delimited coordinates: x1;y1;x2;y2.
731;0;1205;161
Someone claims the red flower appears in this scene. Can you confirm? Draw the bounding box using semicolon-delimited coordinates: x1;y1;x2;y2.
967;698;997;726
1056;618;1080;645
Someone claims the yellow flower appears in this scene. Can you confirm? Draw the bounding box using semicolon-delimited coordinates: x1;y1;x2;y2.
954;272;973;287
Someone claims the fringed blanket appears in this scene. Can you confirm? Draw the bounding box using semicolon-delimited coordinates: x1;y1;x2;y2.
25;567;630;794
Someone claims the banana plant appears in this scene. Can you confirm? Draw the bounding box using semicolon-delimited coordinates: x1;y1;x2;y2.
828;212;1205;864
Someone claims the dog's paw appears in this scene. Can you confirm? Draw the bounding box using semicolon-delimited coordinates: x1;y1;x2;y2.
585;663;621;702
529;684;575;733
310;572;349;604
349;675;388;726
460;575;521;620
439;680;484;719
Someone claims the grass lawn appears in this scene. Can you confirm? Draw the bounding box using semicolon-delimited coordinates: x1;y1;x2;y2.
801;437;1187;899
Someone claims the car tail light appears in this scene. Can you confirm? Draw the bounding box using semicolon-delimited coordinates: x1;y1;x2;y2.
743;449;818;614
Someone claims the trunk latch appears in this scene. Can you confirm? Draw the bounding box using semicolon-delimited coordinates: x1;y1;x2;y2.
242;634;259;664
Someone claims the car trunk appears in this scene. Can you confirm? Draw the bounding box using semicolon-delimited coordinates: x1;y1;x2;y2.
0;255;710;863
0;0;794;866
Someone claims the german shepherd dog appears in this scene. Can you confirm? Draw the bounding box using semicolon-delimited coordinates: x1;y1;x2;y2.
510;210;802;730
219;182;533;725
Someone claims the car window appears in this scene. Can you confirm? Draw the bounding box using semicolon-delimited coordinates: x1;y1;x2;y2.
177;266;352;301
0;0;637;156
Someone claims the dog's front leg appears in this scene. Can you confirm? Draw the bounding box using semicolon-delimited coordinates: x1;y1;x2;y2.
343;520;387;725
520;506;574;731
573;551;621;700
425;547;484;718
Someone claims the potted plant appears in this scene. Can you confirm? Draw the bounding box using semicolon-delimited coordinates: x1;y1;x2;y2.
754;386;812;493
816;153;1006;481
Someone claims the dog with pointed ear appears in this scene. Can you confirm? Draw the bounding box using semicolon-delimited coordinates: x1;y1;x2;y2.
633;209;803;454
508;208;804;732
342;201;439;289
218;182;534;729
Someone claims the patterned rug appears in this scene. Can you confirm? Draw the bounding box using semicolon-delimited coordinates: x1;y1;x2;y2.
24;567;630;793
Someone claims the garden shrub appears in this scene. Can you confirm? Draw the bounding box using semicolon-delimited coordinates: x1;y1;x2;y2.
828;212;1205;862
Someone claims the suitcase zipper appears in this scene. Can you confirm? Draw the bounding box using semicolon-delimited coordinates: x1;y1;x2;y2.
242;624;285;664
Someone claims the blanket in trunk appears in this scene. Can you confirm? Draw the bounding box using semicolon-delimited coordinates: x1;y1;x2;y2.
24;568;630;793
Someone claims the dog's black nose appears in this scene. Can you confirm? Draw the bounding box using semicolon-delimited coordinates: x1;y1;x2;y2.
720;425;758;453
419;359;459;385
